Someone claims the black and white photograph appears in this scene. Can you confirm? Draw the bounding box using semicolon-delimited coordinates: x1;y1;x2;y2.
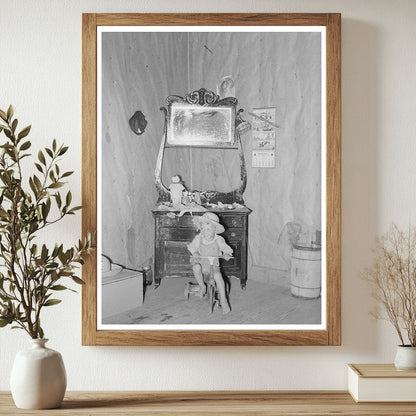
97;26;326;330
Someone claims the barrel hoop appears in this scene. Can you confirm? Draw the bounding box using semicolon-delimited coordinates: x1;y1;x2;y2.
290;283;321;290
291;256;321;261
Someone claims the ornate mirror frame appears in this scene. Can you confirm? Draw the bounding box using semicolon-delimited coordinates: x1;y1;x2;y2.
82;13;341;346
165;88;238;148
156;88;247;205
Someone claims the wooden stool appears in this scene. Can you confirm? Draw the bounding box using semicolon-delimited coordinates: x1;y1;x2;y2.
184;277;220;314
184;281;201;299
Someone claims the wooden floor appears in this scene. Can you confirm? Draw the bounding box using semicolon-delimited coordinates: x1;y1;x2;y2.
103;277;321;326
2;391;416;415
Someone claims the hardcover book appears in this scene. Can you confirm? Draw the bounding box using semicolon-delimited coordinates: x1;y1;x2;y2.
348;364;416;402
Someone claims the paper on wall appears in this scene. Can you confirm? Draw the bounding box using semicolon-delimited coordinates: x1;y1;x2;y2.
251;107;277;168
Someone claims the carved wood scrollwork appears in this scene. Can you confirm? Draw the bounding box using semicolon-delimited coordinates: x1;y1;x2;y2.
155;88;247;205
167;88;238;108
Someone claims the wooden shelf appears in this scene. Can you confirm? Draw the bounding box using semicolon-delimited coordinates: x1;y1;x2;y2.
1;391;416;415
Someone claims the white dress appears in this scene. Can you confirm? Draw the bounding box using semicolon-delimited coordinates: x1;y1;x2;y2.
187;234;233;275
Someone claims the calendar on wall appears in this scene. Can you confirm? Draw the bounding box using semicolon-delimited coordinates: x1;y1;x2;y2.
250;107;277;168
252;150;275;168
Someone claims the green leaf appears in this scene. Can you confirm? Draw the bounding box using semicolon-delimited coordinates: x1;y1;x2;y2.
33;175;43;192
0;317;13;327
38;150;46;165
43;299;62;307
65;191;72;207
45;148;53;158
50;284;68;291
11;118;18;133
58;250;67;264
41;202;50;220
29;222;39;234
71;276;85;285
51;244;59;258
29;177;38;197
55;192;62;208
52;139;57;152
38;325;44;339
41;244;48;262
31;244;38;256
19;140;31;151
58;146;68;156
0;109;7;121
4;128;12;140
48;182;64;189
6;105;14;122
17;125;31;140
69;206;82;214
61;171;74;178
34;163;43;173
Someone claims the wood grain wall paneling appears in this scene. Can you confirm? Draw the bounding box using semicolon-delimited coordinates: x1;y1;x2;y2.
101;32;189;268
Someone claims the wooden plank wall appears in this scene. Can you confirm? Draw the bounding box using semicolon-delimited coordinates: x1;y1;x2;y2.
101;31;322;280
101;32;189;267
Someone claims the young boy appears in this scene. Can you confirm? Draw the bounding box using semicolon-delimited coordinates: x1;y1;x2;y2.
187;212;233;314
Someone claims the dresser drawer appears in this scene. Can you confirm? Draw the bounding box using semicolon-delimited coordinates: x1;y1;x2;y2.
160;240;241;277
223;227;243;241
218;214;244;228
158;227;196;241
162;241;193;273
156;214;196;228
155;212;245;229
158;226;243;243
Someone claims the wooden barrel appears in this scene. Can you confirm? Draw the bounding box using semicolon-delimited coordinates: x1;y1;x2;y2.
290;244;321;298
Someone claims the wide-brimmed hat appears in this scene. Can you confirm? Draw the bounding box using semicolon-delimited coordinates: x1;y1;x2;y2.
194;212;225;234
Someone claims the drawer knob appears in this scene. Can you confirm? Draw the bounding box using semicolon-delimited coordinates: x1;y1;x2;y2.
230;232;236;237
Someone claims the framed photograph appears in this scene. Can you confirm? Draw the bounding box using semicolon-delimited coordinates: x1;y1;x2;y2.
82;13;341;346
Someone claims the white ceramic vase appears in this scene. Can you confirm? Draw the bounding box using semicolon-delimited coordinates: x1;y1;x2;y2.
10;339;67;409
394;345;416;371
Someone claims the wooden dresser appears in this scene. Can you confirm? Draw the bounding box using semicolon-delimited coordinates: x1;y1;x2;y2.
152;207;251;289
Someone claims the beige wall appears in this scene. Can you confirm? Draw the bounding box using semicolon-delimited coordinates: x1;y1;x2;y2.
1;0;416;391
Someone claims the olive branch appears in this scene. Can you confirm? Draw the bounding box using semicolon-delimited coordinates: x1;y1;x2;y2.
0;105;94;339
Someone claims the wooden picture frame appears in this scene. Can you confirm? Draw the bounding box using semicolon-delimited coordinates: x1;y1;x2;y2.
82;13;341;346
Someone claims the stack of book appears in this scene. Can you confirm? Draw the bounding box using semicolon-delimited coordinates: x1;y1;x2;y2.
348;364;416;402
